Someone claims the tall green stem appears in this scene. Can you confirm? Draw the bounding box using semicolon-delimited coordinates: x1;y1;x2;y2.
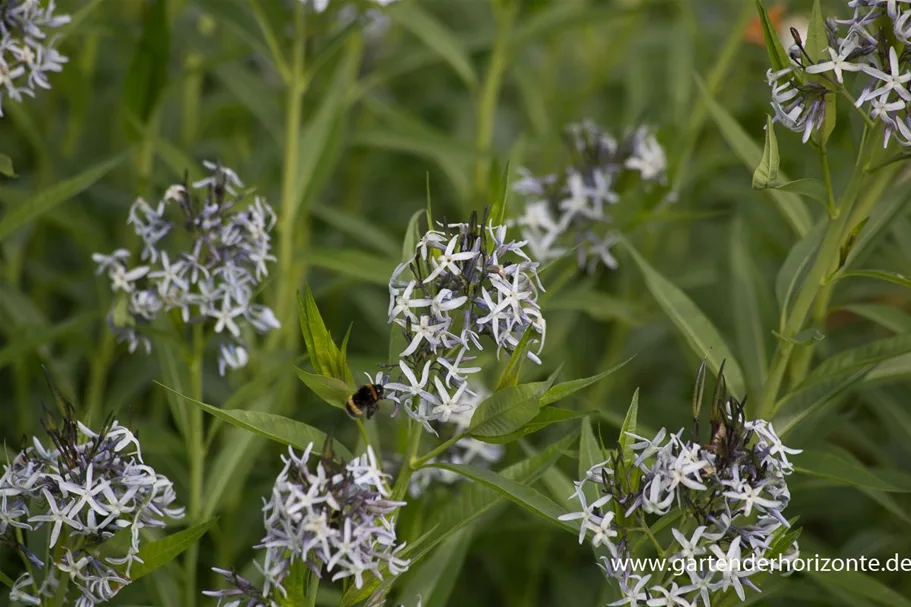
473;2;515;199
392;421;424;502
272;4;308;349
183;323;206;607
758;128;888;417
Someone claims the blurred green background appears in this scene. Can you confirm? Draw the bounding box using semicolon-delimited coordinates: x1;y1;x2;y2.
2;0;911;605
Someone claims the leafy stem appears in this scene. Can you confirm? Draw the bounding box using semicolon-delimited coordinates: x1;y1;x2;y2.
410;429;467;471
183;321;206;607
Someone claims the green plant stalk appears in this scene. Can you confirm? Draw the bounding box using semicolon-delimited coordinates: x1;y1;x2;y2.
181;49;203;148
83;328;114;428
786;164;895;385
671;0;753;192
759;129;888;418
391;420;423;502
409;428;466;473
183;322;206;607
272;4;308;349
473;2;515;199
819;143;838;218
304;568;320;607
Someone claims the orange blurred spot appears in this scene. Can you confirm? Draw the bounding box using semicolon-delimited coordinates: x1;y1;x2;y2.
746;4;786;47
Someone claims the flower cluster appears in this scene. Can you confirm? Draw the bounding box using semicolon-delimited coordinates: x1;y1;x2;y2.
92;162;280;375
0;0;69;116
384;213;546;433
559;373;801;606
205;443;410;606
512;120;667;272
407;384;504;497
1;414;184;606
767;1;911;145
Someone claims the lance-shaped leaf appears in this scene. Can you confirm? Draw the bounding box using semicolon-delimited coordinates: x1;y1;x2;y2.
539;355;635;407
296;368;354;411
298;285;353;385
480;407;591;444
158;382;352;459
469;379;553;438
795;449;911;492
121;518;218;581
622;237;746;397
752;116;780;188
429;463;577;533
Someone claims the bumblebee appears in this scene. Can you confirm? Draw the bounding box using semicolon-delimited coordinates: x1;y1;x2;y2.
346;383;384;420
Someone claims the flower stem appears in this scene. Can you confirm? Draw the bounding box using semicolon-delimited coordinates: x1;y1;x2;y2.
410;430;465;471
183;322;206;607
392;420;424;501
272;3;308;350
758;126;888;418
473;1;515;199
819;143;838;219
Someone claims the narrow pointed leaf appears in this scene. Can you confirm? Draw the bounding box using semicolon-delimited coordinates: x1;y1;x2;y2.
539;355;635;407
157;382;352;459
618;388;639;464
469;379;553;438
296;368;354;410
794;450;911;492
623;238;746;397
478;407;590;444
122;518;218;581
430;463;575;532
752;116;780;188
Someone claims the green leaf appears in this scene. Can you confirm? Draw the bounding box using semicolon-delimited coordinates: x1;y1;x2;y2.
489;160;511;227
539;355;634;407
389;2;477;90
121;0;170;132
311;205;399;257
840;304;911;333
752;116;780;188
340;432;577;607
123;518;218;581
773;366;871;436
296;368;353;411
496;325;534;390
306;248;397;286
479;407;590;444
0;154;123;241
833;269;911;289
730;217;768;395
297;286;352;384
844;188;911;270
768;178;829;204
277;562;309;607
623;237;746;397
754;0;791;72
772;328;825;345
0;312;96;371
0;153;14;177
776;219;826;323
214;63;282;145
157;382;353;459
398;528;473;607
617;388;639;464
795;449;911;493
0;569;13;587
810;335;911;381
294;37;361;212
806;0;827;63
696;76;811;236
431;463;575;532
545;288;643;325
579;417;603;503
469;380;553;438
402;209;424;263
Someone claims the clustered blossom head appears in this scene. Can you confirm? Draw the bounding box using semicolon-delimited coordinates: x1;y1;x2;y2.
384;212;546;434
767;1;911;146
512;120;667;272
1;412;184;606
205;443;410;606
0;0;69;116
407;384;504;497
559;372;802;606
92;162;280;375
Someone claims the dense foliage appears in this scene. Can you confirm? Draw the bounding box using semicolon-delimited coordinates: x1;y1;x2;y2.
2;0;911;606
